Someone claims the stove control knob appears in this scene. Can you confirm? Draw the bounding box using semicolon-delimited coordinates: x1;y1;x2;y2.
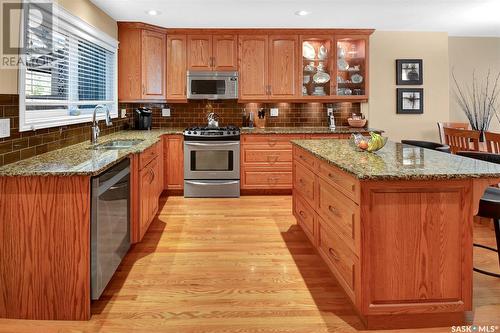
193;131;197;135
226;131;231;135
233;131;237;135
187;131;192;135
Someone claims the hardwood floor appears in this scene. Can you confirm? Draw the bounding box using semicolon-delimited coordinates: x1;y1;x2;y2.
0;195;498;333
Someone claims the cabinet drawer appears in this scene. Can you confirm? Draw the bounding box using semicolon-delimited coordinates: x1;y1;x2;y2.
242;147;292;166
294;193;316;245
317;159;359;203
139;143;159;170
242;134;304;148
242;168;292;189
317;219;356;300
317;178;359;254
294;161;315;204
293;146;316;170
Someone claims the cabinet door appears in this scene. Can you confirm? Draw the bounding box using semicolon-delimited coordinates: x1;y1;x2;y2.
139;166;151;239
167;35;187;101
238;35;269;100
269;35;298;98
187;35;212;70
213;35;237;71
149;158;160;217
141;30;166;99
166;135;184;190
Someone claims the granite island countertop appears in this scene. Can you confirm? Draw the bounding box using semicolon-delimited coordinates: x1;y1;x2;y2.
292;139;500;180
241;126;382;135
0;129;184;177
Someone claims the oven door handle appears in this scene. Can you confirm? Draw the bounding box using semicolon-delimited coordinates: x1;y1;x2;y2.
185;180;240;186
185;142;239;147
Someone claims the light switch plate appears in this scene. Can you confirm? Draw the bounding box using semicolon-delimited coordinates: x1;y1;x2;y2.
162;108;171;117
0;119;10;138
121;109;127;118
270;108;279;117
327;107;334;116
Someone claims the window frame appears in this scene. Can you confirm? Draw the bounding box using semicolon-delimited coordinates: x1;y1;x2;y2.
18;1;119;132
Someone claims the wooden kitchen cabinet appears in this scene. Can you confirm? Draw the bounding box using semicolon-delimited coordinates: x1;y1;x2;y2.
118;23;166;101
238;35;269;100
132;142;162;243
187;34;237;71
167;35;187;102
163;135;184;190
268;35;298;98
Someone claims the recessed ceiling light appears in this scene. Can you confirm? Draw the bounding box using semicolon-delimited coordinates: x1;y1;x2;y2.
295;10;310;16
146;9;160;16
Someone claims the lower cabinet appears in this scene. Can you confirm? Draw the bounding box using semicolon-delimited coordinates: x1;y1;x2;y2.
163;135;184;190
132;142;162;243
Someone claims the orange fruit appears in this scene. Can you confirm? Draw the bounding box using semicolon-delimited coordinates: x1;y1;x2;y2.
358;140;368;150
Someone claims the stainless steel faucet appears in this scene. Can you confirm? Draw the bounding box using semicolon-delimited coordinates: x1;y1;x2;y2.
91;104;113;145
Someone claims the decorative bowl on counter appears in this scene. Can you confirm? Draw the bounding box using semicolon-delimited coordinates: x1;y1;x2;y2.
347;118;367;128
351;132;387;153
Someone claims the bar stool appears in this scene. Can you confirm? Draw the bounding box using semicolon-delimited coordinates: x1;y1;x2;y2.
401;140;451;153
457;151;500;278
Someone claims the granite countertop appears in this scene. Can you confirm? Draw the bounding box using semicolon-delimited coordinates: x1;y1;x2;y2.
292;139;500;181
0;128;184;177
241;126;382;134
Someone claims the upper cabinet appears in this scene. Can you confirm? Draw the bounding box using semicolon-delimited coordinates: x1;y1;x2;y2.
118;23;166;101
238;35;269;100
167;35;187;101
187;34;237;71
300;35;334;99
239;34;298;101
335;36;368;100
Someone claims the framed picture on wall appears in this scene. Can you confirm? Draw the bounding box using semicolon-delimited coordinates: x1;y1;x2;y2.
396;59;423;85
397;88;424;114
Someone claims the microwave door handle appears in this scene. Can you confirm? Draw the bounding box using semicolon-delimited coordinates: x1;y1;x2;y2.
185;142;239;147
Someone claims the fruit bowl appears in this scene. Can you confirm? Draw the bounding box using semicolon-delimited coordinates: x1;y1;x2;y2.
351;132;387;152
348;118;367;128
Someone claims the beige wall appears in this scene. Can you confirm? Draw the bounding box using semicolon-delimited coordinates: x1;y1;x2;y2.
363;31;450;142
0;0;117;94
448;37;500;133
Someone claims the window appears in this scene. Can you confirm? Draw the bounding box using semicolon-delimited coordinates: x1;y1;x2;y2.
19;1;118;131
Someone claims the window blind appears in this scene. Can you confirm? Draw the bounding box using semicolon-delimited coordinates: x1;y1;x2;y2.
19;1;118;131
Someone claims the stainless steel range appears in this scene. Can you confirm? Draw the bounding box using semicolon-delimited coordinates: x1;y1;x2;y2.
183;125;240;198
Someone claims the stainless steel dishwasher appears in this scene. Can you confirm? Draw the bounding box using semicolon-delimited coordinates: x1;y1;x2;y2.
91;158;131;300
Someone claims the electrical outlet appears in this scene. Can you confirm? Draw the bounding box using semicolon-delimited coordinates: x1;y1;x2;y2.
121;109;127;118
327;107;334;116
0;119;10;138
162;108;171;117
270;108;279;117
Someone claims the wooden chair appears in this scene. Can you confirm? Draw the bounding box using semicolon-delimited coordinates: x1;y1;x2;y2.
437;122;469;144
443;127;480;153
485;131;500;154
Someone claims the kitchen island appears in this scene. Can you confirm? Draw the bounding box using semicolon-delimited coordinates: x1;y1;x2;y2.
291;139;500;330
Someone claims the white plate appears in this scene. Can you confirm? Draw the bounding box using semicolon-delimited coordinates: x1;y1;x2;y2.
313;72;330;84
351;73;363;84
338;58;349;71
302;42;316;60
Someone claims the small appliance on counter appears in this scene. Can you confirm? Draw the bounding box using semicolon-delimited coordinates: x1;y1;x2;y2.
134;107;152;130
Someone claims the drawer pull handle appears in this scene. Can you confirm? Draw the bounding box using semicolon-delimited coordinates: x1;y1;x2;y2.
328;172;337;180
299;210;306;217
267;155;279;162
328;205;339;216
328;248;340;260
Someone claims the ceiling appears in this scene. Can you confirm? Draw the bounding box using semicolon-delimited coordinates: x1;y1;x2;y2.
90;0;500;37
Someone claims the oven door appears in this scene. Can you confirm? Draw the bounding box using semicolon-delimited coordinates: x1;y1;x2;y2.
184;141;240;180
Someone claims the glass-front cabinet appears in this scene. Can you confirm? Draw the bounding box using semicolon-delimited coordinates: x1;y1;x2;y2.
335;36;368;99
300;36;334;99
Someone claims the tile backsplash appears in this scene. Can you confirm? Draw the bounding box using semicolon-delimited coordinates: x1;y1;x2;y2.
0;94;129;167
0;94;362;167
119;100;361;129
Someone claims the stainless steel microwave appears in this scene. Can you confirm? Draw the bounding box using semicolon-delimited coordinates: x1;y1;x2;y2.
187;71;238;100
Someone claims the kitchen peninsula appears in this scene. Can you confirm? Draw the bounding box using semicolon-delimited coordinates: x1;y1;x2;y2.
292;139;500;329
